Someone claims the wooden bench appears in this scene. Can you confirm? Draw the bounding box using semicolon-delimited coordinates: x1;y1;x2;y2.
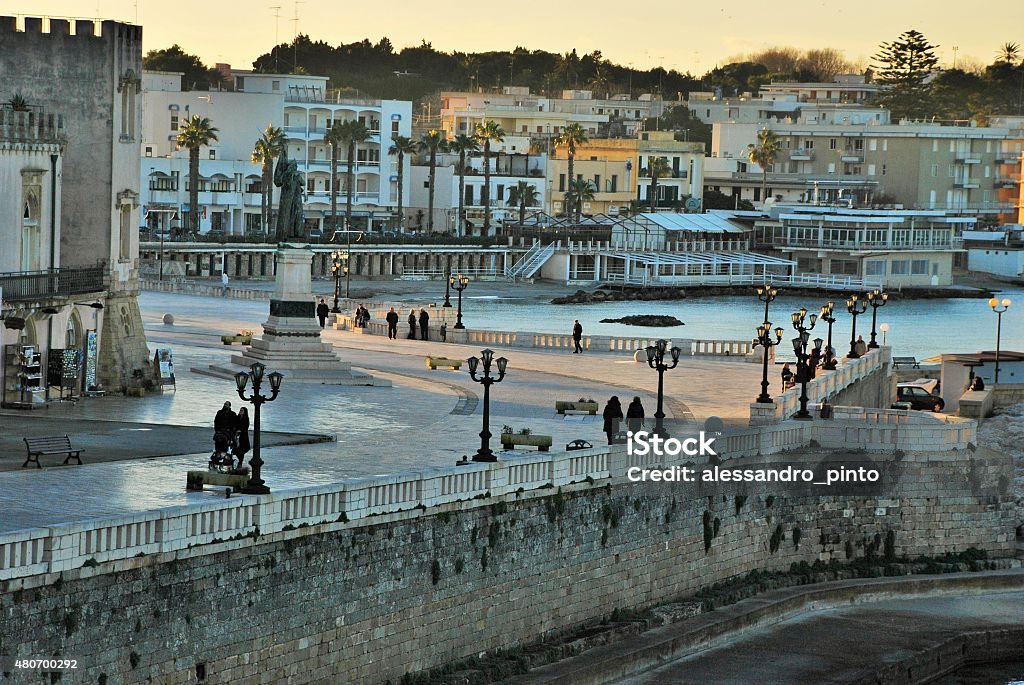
23;435;84;469
892;356;920;369
425;356;462;370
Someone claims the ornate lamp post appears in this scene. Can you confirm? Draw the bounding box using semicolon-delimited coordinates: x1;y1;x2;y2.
791;308;819;420
234;362;284;494
443;264;453;307
818;301;837;371
644;339;682;437
989;297;1011;384
866;289;889;349
756;285;779;324
329;249;347;313
753;322;784;403
450;272;470;329
467;349;508;462
846;295;868;358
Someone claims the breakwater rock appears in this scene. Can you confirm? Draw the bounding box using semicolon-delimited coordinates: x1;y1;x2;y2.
599;315;684;327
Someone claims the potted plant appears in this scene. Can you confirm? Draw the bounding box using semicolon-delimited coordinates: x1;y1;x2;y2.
500;426;553;452
9;94;29;111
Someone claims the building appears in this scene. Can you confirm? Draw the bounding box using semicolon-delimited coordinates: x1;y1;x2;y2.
0;15;148;394
707;120;1013;214
637;132;705;210
989;116;1024;225
962;224;1024;281
753;205;972;287
140;69;413;237
548;138;637;216
758;75;883;104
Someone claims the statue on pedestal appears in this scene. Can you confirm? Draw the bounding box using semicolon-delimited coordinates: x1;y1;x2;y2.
274;150;305;242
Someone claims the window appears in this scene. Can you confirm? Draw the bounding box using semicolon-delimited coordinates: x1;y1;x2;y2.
869;139;877;151
145;146;154;157
881;164;886;176
392;121;400;135
559;174;566;192
827;162;836;173
853;139;864;151
611;175;618;192
932;140;939;152
868;164;876;176
209;150;216;160
890;260;909;275
829;138;837;150
307;179;316;193
864;260;886;276
948;165;955;177
804;139;814;149
882;140;887;152
911;259;929;275
272;80;280;91
594;174;601;189
170;114;179;131
931;164;938;177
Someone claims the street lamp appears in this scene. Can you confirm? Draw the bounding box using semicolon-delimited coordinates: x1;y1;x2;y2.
866;289;889;349
989;297;1011;384
450;272;470;329
846;295;868;358
644;339;682;437
329;249;347;313
442;264;453;307
234;362;284;494
753;322;784;404
756;285;779;324
791;308;819;420
819;301;837;371
467;349;508;462
880;323;890;346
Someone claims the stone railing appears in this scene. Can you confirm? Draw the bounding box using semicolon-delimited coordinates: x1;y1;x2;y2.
140;279;271;300
0;409;976;583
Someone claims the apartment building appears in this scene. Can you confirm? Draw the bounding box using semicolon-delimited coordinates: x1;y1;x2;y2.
637;132;705;210
141;69;413;236
548;138;637;215
687;91;889;127
989;116;1024;224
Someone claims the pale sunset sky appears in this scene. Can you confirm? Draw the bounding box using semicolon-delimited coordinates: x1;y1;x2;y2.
7;0;1023;74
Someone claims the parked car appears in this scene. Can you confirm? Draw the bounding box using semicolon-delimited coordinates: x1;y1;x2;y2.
893;381;944;412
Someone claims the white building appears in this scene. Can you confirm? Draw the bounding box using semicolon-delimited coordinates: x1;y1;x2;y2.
963;225;1024;280
140;69;413;236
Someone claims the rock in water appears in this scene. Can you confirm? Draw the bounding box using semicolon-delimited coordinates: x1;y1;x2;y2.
599;315;684;327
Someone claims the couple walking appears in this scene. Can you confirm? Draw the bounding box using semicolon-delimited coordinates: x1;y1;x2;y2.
602;396;646;445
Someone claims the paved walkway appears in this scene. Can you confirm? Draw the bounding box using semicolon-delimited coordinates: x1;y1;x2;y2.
0;290;761;534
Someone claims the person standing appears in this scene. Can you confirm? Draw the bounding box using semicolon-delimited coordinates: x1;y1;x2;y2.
602;396;623;445
316;298;329;329
440;321;448;342
418;308;430;341
854;335;867;357
234;406;251;469
407;310;418;339
626;396;645;433
572;320;584;354
385;307;399;340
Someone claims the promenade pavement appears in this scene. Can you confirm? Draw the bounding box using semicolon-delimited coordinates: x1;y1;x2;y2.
0;289;761;534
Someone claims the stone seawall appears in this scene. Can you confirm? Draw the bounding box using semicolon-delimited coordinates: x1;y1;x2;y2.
0;443;1013;684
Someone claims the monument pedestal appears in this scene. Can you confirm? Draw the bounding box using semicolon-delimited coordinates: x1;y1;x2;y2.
195;247;388;386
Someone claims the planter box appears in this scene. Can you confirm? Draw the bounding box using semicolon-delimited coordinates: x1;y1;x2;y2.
555;401;598;415
500;433;553;451
426;356;462;370
186;470;250;492
221;333;253;345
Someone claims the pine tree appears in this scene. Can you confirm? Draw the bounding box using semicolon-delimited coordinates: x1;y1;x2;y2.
872;30;939;120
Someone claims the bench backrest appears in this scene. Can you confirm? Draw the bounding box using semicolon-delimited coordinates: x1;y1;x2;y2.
24;435;73;451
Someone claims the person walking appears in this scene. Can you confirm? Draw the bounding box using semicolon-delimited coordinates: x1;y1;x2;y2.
626;396;645;433
602;396;624;445
418;308;430;340
385;307;399;340
316;298;329;328
213;401;237;456
234;406;251;469
572;320;584;354
440;321;448;342
407;310;418;339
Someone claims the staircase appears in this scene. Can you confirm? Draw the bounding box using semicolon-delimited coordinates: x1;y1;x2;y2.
505;242;555;279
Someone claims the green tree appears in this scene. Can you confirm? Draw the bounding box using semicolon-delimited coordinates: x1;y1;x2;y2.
388;135;417;232
447;134;479;236
251;124;285;236
554;123;589;220
507;181;540;226
566;178;596;223
872;30;940;119
747;127;781;207
474;120;505;234
418;129;447;232
143;45;220;91
338;120;371;234
644;156;671;212
996;42;1021;65
175;115;219;233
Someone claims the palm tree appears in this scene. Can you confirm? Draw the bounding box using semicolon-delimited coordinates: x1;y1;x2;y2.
418;129;447;232
388;135;417;232
448;133;479;237
474;120;505;234
645;156;672;212
566;178;596;223
747;127;781;207
251;124;284;237
507;181;540;226
176;115;218;233
338;120;371;236
996;42;1021;65
554;123;589;221
324;119;347;237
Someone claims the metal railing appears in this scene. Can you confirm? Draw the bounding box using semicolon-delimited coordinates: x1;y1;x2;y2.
0;265;106;301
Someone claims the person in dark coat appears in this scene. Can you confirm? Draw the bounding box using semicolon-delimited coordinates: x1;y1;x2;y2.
626;396;645;433
407;310;417;339
602;396;624;445
214;401;236;434
360;305;371;328
781;363;794;388
572;320;583;353
234;406;251;469
970;376;985;391
418;308;430;340
316;298;329;328
385;307;399;340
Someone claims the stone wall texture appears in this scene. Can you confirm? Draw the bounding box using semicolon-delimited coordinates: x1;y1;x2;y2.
0;448;1014;684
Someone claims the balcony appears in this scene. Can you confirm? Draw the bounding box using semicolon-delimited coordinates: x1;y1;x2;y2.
790;149;814;161
995;176;1019;188
0;106;66;145
953;178;980;189
955;155;981;164
0;265;107;301
840;152;864;163
995;154;1021;165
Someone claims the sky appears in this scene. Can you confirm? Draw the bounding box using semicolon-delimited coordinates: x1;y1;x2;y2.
7;0;1023;75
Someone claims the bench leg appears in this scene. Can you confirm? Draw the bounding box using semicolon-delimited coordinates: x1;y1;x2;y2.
64;452;83;465
23;454;41;469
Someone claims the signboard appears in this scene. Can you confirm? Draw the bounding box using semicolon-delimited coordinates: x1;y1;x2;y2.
83;331;98;391
154;348;176;388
